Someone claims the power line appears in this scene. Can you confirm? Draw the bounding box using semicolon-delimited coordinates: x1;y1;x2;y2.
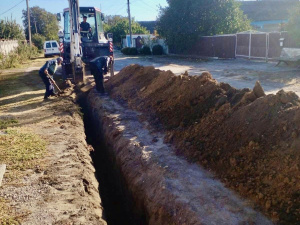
138;0;157;11
0;0;25;17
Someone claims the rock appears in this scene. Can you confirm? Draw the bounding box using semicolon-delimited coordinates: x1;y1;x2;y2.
183;71;189;76
216;95;227;107
266;200;272;210
276;89;299;104
199;72;213;82
140;87;146;92
241;91;256;103
0;164;6;186
253;81;265;98
230;158;237;167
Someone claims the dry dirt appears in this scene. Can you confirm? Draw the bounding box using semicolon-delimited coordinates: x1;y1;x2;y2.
0;58;106;224
106;64;300;224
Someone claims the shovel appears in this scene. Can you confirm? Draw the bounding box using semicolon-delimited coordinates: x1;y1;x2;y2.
47;75;63;94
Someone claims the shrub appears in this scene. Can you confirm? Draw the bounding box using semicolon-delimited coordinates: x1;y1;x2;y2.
121;47;138;55
0;42;39;69
152;44;163;55
121;47;130;55
129;47;138;55
140;46;151;55
32;34;46;50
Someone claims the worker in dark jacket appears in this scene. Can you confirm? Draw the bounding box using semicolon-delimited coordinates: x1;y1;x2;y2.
80;16;91;37
39;57;63;100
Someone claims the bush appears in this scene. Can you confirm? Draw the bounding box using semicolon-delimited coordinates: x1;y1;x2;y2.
121;47;130;55
140;46;151;55
121;47;138;55
129;47;138;55
152;44;163;55
0;42;39;69
32;34;46;50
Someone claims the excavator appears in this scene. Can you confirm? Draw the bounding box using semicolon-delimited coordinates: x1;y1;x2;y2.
57;0;114;84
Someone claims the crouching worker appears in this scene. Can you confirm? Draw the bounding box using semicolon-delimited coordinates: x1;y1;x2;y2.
90;57;110;94
39;57;63;100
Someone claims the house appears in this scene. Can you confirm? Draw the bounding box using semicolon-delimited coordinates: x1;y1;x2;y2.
239;0;299;32
122;34;156;48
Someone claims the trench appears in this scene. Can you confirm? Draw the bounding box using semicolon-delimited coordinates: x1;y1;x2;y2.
78;92;147;225
76;87;273;225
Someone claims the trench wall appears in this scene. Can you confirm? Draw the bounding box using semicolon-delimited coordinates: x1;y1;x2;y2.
86;89;272;225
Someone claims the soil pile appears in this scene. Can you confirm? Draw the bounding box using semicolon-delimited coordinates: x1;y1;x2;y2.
106;65;300;224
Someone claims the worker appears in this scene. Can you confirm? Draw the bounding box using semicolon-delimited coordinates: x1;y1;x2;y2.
90;57;107;94
39;57;63;100
80;15;91;37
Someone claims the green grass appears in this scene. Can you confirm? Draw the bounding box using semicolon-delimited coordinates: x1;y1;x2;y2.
0;128;46;177
0;119;18;130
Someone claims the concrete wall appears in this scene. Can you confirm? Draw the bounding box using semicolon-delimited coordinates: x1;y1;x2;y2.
0;40;18;55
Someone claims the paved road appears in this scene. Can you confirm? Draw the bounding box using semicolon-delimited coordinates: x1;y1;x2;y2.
114;51;300;96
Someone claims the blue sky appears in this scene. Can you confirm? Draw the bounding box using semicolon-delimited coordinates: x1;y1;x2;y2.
0;0;168;27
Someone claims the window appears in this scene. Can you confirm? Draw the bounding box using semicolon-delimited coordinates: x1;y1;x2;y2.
80;13;96;41
96;12;104;41
46;43;51;48
52;42;58;47
64;11;70;41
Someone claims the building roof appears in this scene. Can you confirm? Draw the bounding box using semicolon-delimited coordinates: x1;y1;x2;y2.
137;21;157;34
240;1;298;22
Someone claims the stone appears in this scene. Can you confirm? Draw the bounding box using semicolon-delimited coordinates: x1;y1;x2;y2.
266;200;272;210
0;164;6;186
253;81;265;98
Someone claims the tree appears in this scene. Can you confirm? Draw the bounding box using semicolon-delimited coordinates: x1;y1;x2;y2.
157;0;251;53
22;6;59;42
31;33;46;49
0;19;24;40
286;2;300;44
104;15;149;44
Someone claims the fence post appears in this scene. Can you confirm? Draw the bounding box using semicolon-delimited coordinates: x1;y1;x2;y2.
266;33;269;62
235;34;237;58
249;31;252;59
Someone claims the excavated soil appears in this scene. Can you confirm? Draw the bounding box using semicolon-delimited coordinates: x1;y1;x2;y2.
106;65;300;224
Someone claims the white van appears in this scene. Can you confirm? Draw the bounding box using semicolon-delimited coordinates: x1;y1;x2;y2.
44;40;60;57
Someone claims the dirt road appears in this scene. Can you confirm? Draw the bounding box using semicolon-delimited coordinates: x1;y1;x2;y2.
0;57;106;224
114;51;300;96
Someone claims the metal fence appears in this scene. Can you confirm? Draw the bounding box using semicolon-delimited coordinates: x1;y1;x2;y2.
170;31;299;59
236;31;299;60
0;40;18;55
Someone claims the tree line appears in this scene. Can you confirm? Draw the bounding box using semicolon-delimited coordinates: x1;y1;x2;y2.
1;1;299;51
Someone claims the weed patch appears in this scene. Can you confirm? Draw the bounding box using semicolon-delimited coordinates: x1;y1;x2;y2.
0;42;39;70
0;119;18;130
0;128;46;182
0;198;20;225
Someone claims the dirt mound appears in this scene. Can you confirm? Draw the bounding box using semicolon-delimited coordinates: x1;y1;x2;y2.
106;65;300;224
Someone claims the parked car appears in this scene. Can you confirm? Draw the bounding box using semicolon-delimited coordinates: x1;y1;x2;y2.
44;40;60;57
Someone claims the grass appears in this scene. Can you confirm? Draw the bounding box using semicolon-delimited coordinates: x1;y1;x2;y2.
0;43;39;70
0;198;20;225
0;128;46;224
0;128;46;180
0;119;18;130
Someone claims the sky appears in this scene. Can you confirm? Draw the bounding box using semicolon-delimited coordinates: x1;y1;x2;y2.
0;0;168;27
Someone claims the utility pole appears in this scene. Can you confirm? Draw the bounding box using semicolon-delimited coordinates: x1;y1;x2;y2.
127;0;132;47
26;0;32;46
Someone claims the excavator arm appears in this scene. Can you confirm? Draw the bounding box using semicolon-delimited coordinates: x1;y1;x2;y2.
68;0;85;83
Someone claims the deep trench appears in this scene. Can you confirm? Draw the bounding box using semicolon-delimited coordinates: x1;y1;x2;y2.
78;92;147;225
